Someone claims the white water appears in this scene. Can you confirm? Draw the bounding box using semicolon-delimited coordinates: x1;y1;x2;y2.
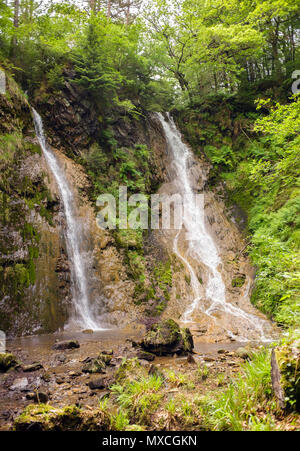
157;113;271;341
32;109;103;331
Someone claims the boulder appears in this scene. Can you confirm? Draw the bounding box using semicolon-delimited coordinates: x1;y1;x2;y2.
88;377;107;390
0;353;19;372
139;319;194;356
52;340;80;350
271;341;300;411
9;377;29;391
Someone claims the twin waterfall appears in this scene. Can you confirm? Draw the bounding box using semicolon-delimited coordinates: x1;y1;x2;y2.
33;108;271;340
32;109;102;331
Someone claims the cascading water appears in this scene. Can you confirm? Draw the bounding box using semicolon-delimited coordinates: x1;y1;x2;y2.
32;109;103;331
157;113;272;341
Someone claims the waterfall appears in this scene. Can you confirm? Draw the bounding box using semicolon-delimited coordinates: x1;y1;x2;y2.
32;109;103;331
157;113;271;341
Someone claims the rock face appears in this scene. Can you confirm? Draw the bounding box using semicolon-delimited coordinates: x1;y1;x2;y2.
139;319;194;356
271;341;300;411
0;73;71;336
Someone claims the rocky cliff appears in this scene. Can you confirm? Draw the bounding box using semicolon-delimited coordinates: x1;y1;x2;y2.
0;74;71;335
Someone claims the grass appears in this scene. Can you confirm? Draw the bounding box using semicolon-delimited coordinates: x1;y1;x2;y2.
198;349;279;431
110;374;164;424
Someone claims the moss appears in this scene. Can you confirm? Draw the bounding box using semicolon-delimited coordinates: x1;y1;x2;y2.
0;353;19;372
115;229;143;251
14;404;112;431
144;319;181;347
115;358;142;383
181;328;194;353
232;275;246;288
82;358;106;374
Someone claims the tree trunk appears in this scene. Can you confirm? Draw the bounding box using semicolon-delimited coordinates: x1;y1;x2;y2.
107;0;111;19
126;3;130;25
13;0;19;29
11;0;20;53
271;349;286;410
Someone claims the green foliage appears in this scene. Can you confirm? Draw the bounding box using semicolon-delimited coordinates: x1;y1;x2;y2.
199;348;277;431
230;97;300;326
180;94;300;329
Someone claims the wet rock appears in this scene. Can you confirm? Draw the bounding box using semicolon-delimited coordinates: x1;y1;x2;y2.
88;377;107;390
55;376;65;384
56;354;66;363
10;377;29;391
203;356;215;362
102;350;113;356
41;373;51;383
187;354;196;364
139;319;194;356
82;357;106;374
26;391;49;403
136;350;155;361
52;340;80;350
0;410;11;421
0;353;19;372
271;341;300;411
82;329;93;335
196;326;208;335
68;371;82;378
23;362;44;372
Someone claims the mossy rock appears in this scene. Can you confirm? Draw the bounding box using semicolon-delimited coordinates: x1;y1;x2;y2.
82;358;106;374
140;319;194;356
97;353;112;365
0;353;19;372
14;404;111;431
181;327;194;353
271;340;300;411
82;353;112;374
115;358;142;383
